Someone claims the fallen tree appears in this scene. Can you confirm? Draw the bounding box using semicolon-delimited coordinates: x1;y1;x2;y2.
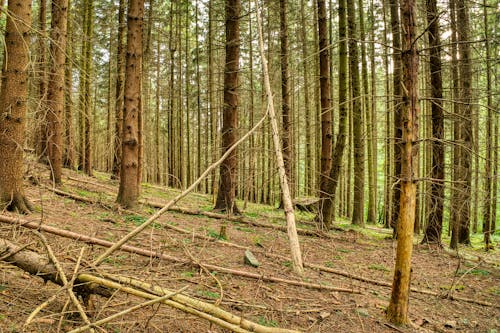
0;236;300;333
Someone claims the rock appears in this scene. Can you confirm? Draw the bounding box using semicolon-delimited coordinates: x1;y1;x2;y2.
319;311;331;320
244;250;260;267
444;320;457;328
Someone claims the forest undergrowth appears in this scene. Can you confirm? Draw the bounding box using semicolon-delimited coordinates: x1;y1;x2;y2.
0;162;498;332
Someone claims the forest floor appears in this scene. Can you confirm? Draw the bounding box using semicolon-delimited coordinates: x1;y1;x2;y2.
0;161;498;333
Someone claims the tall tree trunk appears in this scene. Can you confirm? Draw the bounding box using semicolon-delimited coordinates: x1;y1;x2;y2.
449;0;460;249
299;0;312;196
214;0;241;213
116;0;144;208
389;0;403;236
482;0;493;249
358;0;375;224
348;0;365;226
317;0;348;228
82;0;93;176
382;0;392;228
35;0;48;160
316;0;333;222
279;0;293;207
112;0;126;179
63;0;75;169
386;0;419;324
155;30;161;184
455;0;472;245
422;0;444;244
0;0;33;213
47;0;69;185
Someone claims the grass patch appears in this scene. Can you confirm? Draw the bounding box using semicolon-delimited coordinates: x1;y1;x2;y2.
455;268;490;276
439;284;465;291
206;228;226;240
257;316;278;328
197;290;220;299
368;264;390;272
180;271;195;278
125;215;147;226
337;248;351;253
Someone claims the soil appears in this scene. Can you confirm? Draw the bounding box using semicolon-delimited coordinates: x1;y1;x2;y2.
0;163;498;333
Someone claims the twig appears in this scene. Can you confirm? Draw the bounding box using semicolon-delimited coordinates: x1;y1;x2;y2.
33;231;94;331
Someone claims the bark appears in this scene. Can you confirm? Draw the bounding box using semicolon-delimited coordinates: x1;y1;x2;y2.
35;0;48;160
47;0;69;185
83;0;93;176
317;0;348;228
255;0;303;275
348;0;365;226
117;0;144;208
279;0;293;205
382;0;392;228
214;0;241;213
386;0;419;324
63;0;75;169
456;0;472;245
112;0;126;180
316;0;333;216
0;0;33;213
389;0;403;236
422;0;444;244
0;238;110;297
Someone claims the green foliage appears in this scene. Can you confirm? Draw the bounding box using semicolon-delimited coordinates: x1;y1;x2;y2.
180;271;195;278
368;264;389;272
455;269;490;276
439;284;465;291
125;215;147;225
337;248;351;253
206;228;226;240
282;261;292;268
103;255;127;266
257;316;278;327
236;226;254;232
197;289;220;299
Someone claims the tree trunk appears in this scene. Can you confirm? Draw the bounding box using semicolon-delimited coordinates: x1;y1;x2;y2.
46;0;69;185
316;0;333;219
214;0;241;214
35;0;48;160
317;0;348;228
347;0;364;227
83;0;93;176
382;0;392;228
386;0;419;324
117;0;144;208
482;0;493;249
389;0;403;236
0;0;33;213
112;0;126;180
63;0;75;169
456;0;472;245
422;0;444;245
279;0;293;207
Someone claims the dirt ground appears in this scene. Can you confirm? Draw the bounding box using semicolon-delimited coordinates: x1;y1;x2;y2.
0;164;498;332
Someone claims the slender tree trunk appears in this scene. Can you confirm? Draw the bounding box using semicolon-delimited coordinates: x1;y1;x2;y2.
422;0;444;245
382;0;392;228
116;0;144;208
36;0;48;160
317;0;348;228
316;0;333;221
47;0;69;185
112;0;126;179
63;0;75;169
358;0;375;224
456;0;472;245
389;0;403;236
82;0;93;176
368;0;378;225
214;0;241;213
155;30;161;184
386;0;419;324
482;0;493;249
279;0;293;207
0;0;33;213
347;0;365;226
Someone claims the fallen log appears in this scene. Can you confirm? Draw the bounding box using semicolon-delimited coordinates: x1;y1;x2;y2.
0;237;110;298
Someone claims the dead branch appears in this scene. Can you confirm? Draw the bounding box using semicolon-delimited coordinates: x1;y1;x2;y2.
0;236;110;298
